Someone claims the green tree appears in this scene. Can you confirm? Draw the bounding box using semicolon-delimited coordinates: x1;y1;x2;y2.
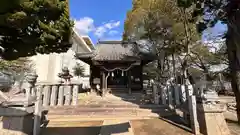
123;0;200;87
0;58;33;73
72;63;85;78
176;0;240;124
0;0;73;60
0;57;34;86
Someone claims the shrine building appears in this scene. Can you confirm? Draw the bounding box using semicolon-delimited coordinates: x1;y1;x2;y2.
75;41;156;94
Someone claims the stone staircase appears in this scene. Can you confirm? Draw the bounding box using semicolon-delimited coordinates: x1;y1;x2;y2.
41;93;189;135
45;93;174;123
46;104;173;123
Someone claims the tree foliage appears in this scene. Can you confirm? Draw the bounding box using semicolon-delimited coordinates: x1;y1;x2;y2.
0;57;34;83
0;0;73;60
123;0;201;82
176;0;240;125
124;0;228;82
72;63;85;78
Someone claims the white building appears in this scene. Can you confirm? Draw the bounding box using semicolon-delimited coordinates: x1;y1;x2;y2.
30;29;94;88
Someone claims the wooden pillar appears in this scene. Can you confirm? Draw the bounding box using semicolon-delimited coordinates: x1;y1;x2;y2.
90;66;93;89
101;70;106;96
140;65;143;93
128;70;132;94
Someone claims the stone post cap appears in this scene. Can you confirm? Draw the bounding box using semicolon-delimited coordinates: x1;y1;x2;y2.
2;94;36;107
26;71;38;86
197;103;227;113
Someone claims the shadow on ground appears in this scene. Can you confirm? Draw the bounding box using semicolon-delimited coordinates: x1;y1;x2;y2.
41;121;131;135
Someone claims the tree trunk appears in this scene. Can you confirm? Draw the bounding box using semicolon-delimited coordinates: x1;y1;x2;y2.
226;16;240;124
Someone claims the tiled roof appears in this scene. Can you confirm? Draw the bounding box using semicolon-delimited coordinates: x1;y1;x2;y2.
76;40;157;62
93;41;137;61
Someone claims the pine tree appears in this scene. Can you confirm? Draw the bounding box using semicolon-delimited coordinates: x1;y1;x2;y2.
0;0;73;60
73;63;85;78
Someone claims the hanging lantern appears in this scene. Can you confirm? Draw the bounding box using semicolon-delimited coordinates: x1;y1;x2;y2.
122;70;124;76
112;72;114;77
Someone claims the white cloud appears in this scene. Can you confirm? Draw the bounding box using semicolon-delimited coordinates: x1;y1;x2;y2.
108;30;119;36
95;26;107;38
74;17;121;38
104;21;120;29
74;17;94;35
94;21;121;38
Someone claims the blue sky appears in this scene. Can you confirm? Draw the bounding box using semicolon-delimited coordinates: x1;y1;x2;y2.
69;0;227;44
69;0;132;43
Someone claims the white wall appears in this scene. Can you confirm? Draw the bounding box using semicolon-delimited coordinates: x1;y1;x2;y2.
30;36;92;88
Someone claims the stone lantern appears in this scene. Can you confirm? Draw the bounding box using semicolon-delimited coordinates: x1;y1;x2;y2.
25;71;38;101
26;71;38;87
58;67;73;83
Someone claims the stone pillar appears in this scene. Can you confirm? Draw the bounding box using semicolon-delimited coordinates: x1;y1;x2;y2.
50;85;58;106
58;85;64;106
72;85;79;105
64;85;72;105
188;95;200;134
197;104;230;135
174;84;180;106
33;86;43;135
43;85;51;107
168;85;173;107
152;83;159;104
180;84;187;103
161;85;167;105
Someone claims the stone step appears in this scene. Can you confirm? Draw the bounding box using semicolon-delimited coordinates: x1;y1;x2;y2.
47;104;167;109
46;108;175;122
47;105;170;115
47;108;170;116
46;114;162;123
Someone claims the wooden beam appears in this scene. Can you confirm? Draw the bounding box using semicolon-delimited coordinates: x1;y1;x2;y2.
93;61;102;65
132;61;141;65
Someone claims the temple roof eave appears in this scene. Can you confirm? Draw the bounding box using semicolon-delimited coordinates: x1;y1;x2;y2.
75;40;158;66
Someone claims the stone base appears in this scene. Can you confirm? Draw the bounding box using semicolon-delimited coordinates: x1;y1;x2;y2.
202;91;220;104
197;104;230;135
0;114;34;135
